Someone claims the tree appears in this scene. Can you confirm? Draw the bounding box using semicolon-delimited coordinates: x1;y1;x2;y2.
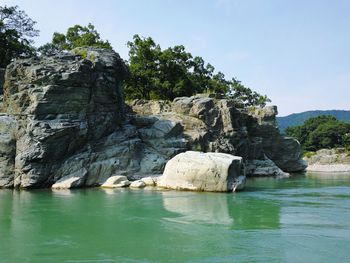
38;23;111;54
0;5;39;68
228;78;271;107
124;35;161;99
285;115;350;151
124;34;270;106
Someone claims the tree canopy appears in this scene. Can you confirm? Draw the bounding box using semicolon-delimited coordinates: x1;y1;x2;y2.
0;5;39;68
285;115;350;151
0;6;270;108
124;35;271;106
38;23;112;54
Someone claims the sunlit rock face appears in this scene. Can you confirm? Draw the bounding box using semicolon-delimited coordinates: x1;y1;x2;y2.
0;48;306;189
129;97;307;177
157;151;244;192
0;48;129;188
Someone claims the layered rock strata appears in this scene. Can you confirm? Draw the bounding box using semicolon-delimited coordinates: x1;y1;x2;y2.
128;97;307;178
0;48;306;189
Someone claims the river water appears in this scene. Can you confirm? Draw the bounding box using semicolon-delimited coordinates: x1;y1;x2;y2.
0;173;349;262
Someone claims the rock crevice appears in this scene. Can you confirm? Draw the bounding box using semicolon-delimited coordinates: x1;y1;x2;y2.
0;48;306;189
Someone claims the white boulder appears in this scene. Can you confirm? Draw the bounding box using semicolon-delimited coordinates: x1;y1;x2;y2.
130;180;146;188
101;175;130;188
51;176;83;189
141;176;157;186
157;151;245;192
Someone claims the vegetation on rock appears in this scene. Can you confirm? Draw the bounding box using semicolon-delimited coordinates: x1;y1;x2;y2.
1;4;270;108
0;5;39;67
124;34;271;106
285;115;350;151
38;23;112;55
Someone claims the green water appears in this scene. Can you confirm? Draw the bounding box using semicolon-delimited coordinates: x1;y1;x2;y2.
1;173;350;263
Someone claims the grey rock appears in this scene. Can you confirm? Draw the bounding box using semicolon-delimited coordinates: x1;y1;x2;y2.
0;48;127;188
246;158;289;177
0;115;16;187
101;175;130;188
51;176;85;189
0;68;5;95
305;148;350;165
141;176;157;186
130;96;306;175
233;175;246;191
305;148;350;172
0;48;306;189
130;180;146;188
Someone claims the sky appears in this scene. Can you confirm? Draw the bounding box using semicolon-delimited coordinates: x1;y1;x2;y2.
2;0;350;116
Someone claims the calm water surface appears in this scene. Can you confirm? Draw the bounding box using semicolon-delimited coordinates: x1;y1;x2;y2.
1;173;350;263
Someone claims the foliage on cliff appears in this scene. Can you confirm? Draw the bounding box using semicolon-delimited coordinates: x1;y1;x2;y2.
124;35;270;106
1;5;270;108
38;23;112;55
0;5;39;68
285;115;350;151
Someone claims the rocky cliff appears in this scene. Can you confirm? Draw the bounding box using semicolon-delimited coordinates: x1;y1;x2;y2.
305;148;350;172
0;48;306;189
0;68;5;94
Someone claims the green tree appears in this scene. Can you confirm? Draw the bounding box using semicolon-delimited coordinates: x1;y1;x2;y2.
39;23;111;54
228;78;271;107
0;5;39;67
125;34;270;106
285;115;350;151
124;35;161;99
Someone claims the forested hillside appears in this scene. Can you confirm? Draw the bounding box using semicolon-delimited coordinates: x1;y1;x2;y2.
277;110;350;132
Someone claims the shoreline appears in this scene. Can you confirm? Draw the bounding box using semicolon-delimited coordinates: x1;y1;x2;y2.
306;164;350;173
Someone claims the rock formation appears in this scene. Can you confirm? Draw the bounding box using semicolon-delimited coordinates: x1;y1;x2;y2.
157;151;245;192
0;68;5;94
0;48;306;189
305;148;350;172
0;48;129;188
128;96;307;177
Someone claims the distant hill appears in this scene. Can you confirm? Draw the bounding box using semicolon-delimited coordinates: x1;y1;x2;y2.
277;110;350;133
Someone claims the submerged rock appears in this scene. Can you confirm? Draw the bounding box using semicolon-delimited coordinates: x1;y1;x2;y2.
157;151;245;192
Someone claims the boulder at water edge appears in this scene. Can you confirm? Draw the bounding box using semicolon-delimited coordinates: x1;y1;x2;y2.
157;151;245;192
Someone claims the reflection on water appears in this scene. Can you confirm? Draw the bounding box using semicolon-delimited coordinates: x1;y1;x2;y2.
161;191;233;225
0;173;349;262
161;191;281;230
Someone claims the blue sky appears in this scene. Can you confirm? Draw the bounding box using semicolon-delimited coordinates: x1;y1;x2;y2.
2;0;350;116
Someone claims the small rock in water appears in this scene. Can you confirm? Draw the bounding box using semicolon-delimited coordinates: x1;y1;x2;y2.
52;177;83;189
101;175;130;188
130;180;146;188
141;176;157;186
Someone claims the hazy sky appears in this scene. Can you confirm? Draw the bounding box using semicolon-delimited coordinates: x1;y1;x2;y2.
2;0;350;116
